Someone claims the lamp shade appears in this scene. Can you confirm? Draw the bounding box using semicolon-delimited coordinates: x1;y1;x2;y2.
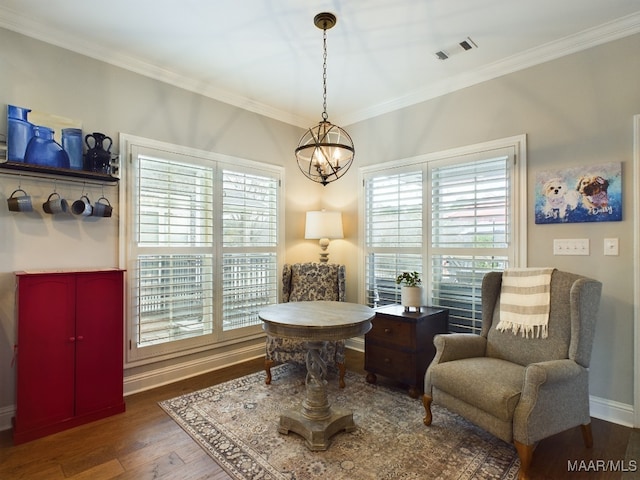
305;211;344;239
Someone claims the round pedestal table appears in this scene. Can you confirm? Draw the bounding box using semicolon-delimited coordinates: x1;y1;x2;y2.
259;300;374;451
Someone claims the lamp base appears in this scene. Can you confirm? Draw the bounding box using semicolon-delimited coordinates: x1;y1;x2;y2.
318;238;330;263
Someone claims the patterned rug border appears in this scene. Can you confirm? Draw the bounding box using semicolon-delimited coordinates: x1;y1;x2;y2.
159;364;520;480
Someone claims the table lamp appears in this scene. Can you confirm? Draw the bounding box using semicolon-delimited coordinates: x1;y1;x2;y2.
305;210;344;263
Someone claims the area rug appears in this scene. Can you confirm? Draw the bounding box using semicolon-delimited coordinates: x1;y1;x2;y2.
159;364;520;480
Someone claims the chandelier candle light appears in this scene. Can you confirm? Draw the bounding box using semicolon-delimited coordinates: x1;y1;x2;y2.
296;12;355;186
305;210;344;263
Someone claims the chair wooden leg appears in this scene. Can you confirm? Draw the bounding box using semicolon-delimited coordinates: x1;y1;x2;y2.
337;362;346;388
581;422;594;448
422;394;433;426
514;440;534;480
264;359;274;385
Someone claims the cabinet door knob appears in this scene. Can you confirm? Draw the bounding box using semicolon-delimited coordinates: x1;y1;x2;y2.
384;328;391;334
77;336;84;341
69;337;75;342
384;357;391;364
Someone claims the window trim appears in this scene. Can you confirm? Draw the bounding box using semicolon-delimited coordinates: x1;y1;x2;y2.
357;135;527;305
119;134;285;367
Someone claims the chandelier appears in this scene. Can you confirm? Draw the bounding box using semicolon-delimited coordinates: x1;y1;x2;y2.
296;12;355;186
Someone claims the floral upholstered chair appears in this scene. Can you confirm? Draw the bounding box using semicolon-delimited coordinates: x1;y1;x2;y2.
423;269;602;480
265;262;347;387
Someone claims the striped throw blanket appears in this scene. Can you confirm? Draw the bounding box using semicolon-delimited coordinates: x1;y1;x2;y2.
496;268;555;338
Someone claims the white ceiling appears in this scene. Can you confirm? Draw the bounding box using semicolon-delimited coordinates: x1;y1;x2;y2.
1;1;639;127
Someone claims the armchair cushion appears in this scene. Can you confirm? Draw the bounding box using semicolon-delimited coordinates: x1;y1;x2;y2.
265;335;345;365
430;357;524;422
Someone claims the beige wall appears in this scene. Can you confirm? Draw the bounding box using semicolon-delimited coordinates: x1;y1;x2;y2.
0;28;305;415
337;33;640;407
0;27;638;422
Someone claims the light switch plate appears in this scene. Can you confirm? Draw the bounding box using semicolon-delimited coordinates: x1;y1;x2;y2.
604;238;619;256
553;239;590;255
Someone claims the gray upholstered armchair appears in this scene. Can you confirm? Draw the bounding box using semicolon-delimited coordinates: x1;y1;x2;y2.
264;262;347;387
423;270;602;480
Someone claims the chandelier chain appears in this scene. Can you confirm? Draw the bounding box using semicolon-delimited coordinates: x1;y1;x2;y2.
322;27;328;121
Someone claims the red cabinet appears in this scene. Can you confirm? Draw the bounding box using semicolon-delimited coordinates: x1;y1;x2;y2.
13;269;125;444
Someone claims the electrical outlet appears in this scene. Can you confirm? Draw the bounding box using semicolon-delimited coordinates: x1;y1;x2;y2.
553;239;590;256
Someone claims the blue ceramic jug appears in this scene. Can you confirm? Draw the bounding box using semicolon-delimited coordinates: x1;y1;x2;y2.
24;125;70;168
7;105;34;163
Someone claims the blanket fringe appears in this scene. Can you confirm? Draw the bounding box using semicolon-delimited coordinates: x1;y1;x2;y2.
496;321;548;339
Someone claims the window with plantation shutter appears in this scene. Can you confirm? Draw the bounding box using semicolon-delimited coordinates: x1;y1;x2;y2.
361;137;525;335
123;137;282;362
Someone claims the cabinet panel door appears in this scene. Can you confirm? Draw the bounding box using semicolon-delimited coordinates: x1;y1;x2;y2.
15;274;75;431
74;271;124;415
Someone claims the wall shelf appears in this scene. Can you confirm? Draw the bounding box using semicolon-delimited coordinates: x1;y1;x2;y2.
0;161;119;185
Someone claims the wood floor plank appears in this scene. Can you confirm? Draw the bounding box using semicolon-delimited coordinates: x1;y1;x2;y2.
66;459;125;480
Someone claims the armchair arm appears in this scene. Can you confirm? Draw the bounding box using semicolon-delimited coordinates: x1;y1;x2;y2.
514;359;590;445
522;359;584;390
432;333;487;364
424;334;486;397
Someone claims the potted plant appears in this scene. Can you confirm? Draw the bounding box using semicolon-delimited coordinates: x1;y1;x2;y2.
396;271;424;312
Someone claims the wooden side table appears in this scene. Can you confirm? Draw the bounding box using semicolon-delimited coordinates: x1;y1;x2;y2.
365;304;449;398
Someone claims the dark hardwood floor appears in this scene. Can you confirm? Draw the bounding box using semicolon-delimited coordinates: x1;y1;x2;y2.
0;350;635;480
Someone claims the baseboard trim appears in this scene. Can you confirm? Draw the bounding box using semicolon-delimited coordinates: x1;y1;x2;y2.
346;337;365;352
0;405;14;433
590;395;635;427
124;343;265;396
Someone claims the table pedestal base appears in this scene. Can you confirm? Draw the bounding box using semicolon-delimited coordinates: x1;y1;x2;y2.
278;407;355;451
278;340;355;450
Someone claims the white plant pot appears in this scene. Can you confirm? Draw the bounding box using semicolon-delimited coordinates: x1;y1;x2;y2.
401;286;424;311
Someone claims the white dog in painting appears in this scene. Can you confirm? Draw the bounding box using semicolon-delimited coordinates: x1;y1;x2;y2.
541;178;580;219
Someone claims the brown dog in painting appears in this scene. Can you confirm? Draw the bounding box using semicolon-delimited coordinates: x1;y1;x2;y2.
576;175;609;210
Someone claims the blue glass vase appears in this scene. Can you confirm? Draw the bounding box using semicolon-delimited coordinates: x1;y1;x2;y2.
62;128;83;170
24;125;70;168
7;105;34;163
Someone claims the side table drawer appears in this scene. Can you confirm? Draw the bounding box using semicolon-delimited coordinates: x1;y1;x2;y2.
368;316;413;348
365;344;414;381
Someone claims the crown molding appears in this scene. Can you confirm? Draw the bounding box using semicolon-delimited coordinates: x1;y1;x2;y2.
1;7;638;128
341;11;640;126
0;6;309;128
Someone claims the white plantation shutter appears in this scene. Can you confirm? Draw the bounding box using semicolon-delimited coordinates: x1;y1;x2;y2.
125;139;282;361
364;170;423;307
362;140;522;335
134;154;215;349
429;151;512;334
222;169;278;331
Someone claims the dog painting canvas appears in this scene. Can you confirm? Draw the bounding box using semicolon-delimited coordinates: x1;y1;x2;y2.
535;162;622;223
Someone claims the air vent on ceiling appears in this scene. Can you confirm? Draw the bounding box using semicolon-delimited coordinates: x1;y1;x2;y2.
435;37;477;61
